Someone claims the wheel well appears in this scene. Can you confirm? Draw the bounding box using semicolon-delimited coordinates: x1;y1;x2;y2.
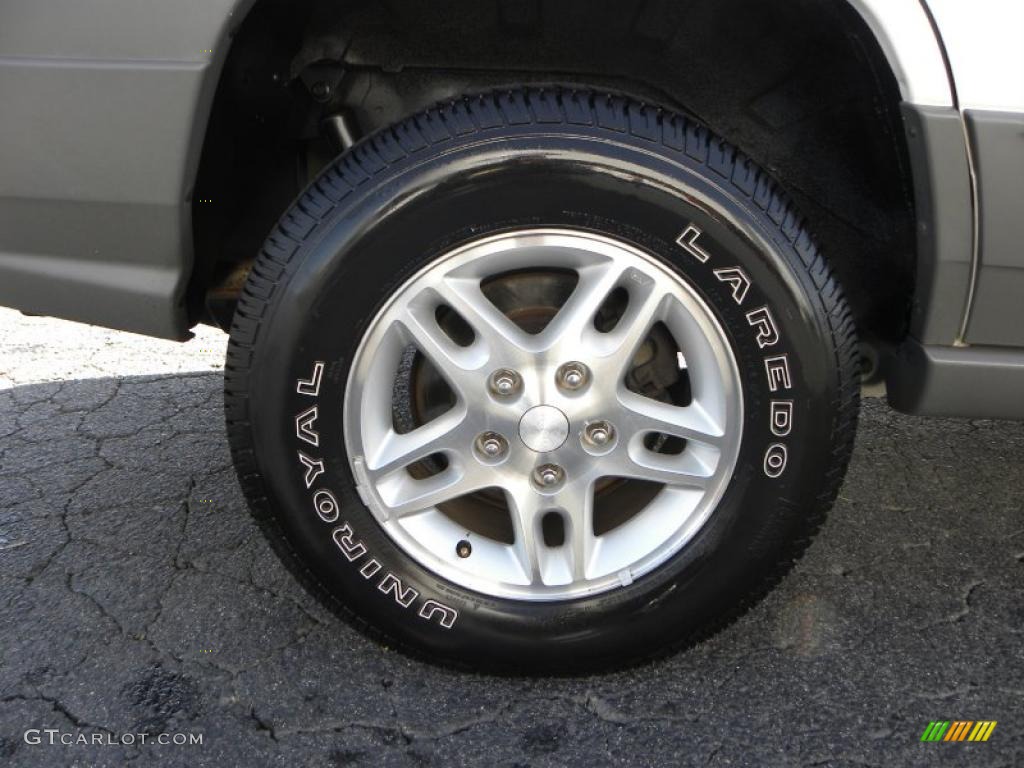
191;0;916;348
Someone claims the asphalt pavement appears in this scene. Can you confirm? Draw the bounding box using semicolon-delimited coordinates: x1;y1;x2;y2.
0;307;1021;767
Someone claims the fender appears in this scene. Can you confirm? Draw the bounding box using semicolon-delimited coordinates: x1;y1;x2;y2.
845;0;953;107
923;0;1024;346
0;0;256;339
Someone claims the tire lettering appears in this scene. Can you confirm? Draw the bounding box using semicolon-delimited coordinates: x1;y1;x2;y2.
378;573;419;608
359;558;382;579
313;489;340;523
676;225;711;263
677;220;799;479
296;361;325;396
297;451;325;488
763;443;788;478
295;405;320;447
296;358;459;627
745;306;780;349
332;523;367;561
713;267;752;306
764;355;792;392
770;401;794;437
419;600;459;629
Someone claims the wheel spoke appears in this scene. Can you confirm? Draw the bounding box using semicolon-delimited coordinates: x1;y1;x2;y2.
395;306;486;399
365;407;468;475
610;393;721;487
613;448;713;488
364;408;487;518
506;483;547;584
539;261;623;350
617;390;725;447
569;485;596;581
599;283;669;380
375;463;490;518
434;276;535;356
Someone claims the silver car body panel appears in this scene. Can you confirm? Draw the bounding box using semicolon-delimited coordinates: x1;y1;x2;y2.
0;0;253;338
925;0;1024;112
919;0;1024;346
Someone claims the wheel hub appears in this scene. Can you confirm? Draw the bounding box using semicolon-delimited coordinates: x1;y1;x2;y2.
518;404;570;453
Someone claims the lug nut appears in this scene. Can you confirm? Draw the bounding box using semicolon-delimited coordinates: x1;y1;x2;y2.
583;420;616;447
556;362;589;392
533;463;565;489
488;368;522;398
475;432;508;460
456;539;472;558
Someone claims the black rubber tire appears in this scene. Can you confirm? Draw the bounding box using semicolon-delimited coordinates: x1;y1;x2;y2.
224;88;859;672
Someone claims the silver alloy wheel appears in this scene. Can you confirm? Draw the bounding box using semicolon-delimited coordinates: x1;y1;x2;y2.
344;229;743;600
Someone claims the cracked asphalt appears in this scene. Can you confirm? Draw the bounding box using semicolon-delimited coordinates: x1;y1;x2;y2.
0;306;1021;767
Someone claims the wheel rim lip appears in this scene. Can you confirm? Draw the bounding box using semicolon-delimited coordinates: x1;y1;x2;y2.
343;228;743;601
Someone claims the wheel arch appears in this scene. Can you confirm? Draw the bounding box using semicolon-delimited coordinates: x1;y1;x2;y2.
188;0;960;356
844;0;953;107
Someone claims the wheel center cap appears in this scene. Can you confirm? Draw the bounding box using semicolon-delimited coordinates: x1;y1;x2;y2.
518;405;570;453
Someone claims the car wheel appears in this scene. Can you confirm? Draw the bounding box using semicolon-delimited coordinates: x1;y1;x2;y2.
224;88;859;670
